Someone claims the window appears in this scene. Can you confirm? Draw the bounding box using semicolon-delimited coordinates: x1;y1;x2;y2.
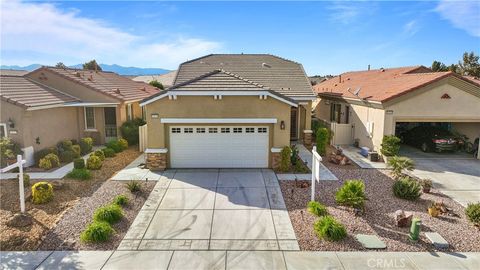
246;127;255;133
233;127;243;133
126;104;133;121
196;128;206;133
258;127;267;133
172;128;181;133
184;128;193;133
221;128;230;133
209;128;218;133
0;123;7;138
84;107;96;130
330;103;341;124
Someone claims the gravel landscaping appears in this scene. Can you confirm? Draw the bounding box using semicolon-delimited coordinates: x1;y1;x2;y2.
280;159;480;252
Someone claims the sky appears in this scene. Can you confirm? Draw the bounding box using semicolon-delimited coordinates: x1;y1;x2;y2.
1;0;479;75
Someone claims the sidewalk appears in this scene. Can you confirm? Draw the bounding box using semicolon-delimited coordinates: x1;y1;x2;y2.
341;145;389;169
1;250;478;270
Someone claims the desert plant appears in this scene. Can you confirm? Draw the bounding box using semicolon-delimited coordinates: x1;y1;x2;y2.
388;156;415;179
279;146;291;172
58;140;73;152
106;140;123;153
380;135;401;157
93;204;123;224
72;144;81;157
113;195;129;206
73;158;85;169
31;182;54;204
93;149;105;161
125;180;141;193
58;150;75;163
39;158;52;170
335;180;366;210
33;147;57;165
102;148;116;158
44;153;60;167
86;155;102;170
118;138;129;150
290;145;299;165
392;176;422;200
79;137;93;155
0;138;23;167
66;168;92;180
465;203;480;226
294;159;309;173
314;215;347;241
18;173;30;187
307;201;328;217
120;118;146;145
80;221;114;243
316;127;329;155
419;179;433;193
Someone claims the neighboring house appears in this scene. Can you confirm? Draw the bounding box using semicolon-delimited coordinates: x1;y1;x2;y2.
1;67;160;165
133;70;177;88
313;66;480;158
140;54;316;169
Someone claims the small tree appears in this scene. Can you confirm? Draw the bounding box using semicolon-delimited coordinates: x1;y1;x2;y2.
83;60;102;71
55;62;67;68
380;135;401;157
388;156;415;179
149;80;164;90
279;146;291;172
458;51;480;77
316;127;329;155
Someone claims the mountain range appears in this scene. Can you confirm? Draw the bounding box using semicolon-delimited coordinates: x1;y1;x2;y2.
0;64;170;76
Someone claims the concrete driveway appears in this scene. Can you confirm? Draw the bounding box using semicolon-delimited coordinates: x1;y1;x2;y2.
400;145;480;206
119;169;298;251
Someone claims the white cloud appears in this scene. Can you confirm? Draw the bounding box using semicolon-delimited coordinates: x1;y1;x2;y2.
435;0;480;37
327;1;377;25
0;0;223;68
403;20;419;36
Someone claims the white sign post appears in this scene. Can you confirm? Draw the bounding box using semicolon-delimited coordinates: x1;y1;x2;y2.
311;146;323;201
1;155;27;213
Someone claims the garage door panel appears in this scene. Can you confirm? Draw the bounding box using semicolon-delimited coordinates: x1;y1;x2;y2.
169;126;269;168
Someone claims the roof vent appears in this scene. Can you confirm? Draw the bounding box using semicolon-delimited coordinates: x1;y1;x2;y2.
262;63;271;68
114;88;121;94
380;67;385;72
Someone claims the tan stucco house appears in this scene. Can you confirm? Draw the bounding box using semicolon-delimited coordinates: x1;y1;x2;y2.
313;66;480;158
0;67;159;165
140;54;316;169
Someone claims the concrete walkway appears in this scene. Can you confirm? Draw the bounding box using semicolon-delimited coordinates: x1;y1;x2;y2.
341;145;388;169
119;169;298;251
1;250;478;270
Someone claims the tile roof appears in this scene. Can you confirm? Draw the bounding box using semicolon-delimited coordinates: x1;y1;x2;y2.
174;54;315;99
37;67;161;102
133;70;177;87
0;75;79;109
313;66;479;103
0;69;29;76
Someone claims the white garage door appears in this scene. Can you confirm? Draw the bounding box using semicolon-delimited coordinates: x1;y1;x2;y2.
169;126;269;168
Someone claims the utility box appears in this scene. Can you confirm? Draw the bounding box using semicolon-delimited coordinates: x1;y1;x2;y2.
409;218;421;241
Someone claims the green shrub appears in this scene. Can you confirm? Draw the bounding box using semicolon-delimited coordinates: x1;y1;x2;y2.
316;127;329;155
44;153;60;167
392;176;422;200
125;181;141;193
102;148;116;158
388;156;415;179
79;137;93;155
18;173;30;188
307;201;328;217
66;168;92;180
80;221;114;243
93;150;105;161
113;195;129;206
31;182;54;204
335;180;366;210
39;158;52;170
86;155;102;170
72;144;81;157
58;140;73;152
34;147;57;166
380;135;401;157
314;215;347;241
106;140;123;153
0;138;23;167
118;138;129;150
294;159;309;173
59;150;75;163
465;203;480;226
73;158;85;169
120;118;146;145
93;204;123;224
278;146;291;172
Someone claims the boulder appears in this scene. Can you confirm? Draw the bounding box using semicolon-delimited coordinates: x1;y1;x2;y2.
50;180;65;190
395;210;413;227
6;213;33;227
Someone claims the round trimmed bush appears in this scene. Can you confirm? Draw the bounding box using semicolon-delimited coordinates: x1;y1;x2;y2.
79;137;93;154
39;158;52;170
32;182;54;204
59;150;75;163
44;153;60;167
66;168;91;180
307;201;328;217
80;221;114;243
106;140;122;153
335;180;366;210
120;118;145;145
34;147;58;165
93;204;123;224
86;155;102;170
93;149;105;161
113;195;129;206
59;140;73;152
313;215;347;241
102;148;116;158
393;176;421;200
118;138;128;150
72;144;81;158
465;203;480;226
73;158;85;169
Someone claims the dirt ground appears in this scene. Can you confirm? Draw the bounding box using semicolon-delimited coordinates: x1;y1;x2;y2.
0;147;141;251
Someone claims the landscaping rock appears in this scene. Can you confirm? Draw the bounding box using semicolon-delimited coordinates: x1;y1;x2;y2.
395;210;413;227
50;180;65;190
6;213;33;227
425;232;449;249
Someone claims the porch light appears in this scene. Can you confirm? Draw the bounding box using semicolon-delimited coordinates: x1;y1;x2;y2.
280;121;285;130
7;118;14;128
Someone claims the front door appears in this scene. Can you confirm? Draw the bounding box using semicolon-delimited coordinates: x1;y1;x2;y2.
104;107;117;142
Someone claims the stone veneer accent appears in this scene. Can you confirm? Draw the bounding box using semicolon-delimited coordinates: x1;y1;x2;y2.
271;148;282;170
146;152;167;171
303;130;313;148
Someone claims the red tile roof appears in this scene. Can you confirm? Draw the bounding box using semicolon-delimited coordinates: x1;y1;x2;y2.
313;66;479;102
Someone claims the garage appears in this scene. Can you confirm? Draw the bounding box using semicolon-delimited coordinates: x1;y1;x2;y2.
169;126;269;168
